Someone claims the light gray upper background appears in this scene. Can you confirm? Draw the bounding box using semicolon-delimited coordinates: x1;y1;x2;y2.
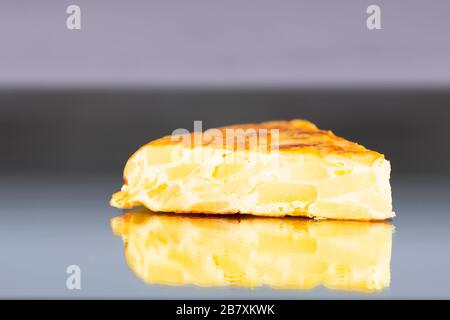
1;0;450;88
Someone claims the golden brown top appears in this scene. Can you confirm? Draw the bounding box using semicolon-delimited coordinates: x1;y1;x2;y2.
147;119;383;159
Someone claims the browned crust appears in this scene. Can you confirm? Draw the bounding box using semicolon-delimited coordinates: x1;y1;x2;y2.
143;119;382;158
116;206;393;222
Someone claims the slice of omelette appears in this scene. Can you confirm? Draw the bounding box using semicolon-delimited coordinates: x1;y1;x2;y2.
110;119;394;220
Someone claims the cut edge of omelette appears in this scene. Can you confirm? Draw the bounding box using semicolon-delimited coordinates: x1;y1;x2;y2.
111;119;394;221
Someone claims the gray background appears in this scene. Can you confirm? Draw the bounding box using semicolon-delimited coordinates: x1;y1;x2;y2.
1;0;450;299
1;0;450;88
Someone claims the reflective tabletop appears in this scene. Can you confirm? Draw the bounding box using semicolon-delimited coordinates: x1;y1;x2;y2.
1;175;449;299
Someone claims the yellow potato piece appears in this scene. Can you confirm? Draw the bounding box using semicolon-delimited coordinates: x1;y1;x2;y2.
166;164;201;180
290;164;329;181
258;183;317;204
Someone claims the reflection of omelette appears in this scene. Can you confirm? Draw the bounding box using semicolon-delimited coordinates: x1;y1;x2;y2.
111;210;393;292
111;119;393;220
